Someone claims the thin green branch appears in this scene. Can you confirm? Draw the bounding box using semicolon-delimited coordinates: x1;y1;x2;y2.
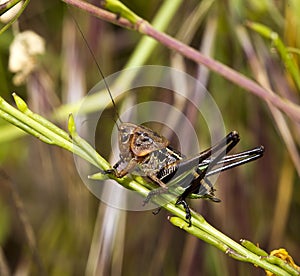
1;94;299;275
0;0;22;15
169;217;295;276
246;21;300;92
100;0;142;24
0;94;100;167
0;0;30;35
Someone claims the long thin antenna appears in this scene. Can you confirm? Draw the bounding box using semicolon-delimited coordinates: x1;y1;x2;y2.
68;9;123;123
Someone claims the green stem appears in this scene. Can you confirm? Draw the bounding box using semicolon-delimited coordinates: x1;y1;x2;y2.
170;217;243;259
169;215;292;276
67;114;111;170
246;21;300;92
196;220;290;275
0;0;22;15
0;95;100;167
0;94;298;275
0;0;30;35
101;0;142;24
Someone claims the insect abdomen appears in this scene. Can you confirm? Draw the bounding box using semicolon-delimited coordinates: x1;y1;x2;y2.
151;146;185;183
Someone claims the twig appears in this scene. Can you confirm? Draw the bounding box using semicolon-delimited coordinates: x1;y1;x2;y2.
63;0;300;123
0;94;299;275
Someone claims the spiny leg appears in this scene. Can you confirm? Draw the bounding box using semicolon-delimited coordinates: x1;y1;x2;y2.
175;198;192;227
144;133;238;209
178;131;240;201
143;174;169;205
175;132;240;226
143;188;169;206
175;131;240;177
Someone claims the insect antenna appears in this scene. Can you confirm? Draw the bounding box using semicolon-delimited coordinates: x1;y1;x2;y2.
69;9;123;125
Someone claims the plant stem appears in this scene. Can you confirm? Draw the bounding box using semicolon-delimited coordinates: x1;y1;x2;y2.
0;0;30;35
0;94;299;275
63;0;300;123
246;21;300;91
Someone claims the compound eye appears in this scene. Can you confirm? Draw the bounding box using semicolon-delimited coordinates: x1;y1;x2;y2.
120;131;131;144
121;135;128;143
135;132;153;146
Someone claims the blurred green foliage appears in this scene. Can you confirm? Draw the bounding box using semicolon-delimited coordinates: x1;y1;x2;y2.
0;0;299;275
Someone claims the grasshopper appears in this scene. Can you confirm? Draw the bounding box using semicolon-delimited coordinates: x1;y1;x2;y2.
72;12;264;226
105;121;263;225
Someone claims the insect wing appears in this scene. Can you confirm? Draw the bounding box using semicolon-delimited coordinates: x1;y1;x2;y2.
200;146;264;177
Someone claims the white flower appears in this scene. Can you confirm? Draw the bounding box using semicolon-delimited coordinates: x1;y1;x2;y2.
9;30;45;85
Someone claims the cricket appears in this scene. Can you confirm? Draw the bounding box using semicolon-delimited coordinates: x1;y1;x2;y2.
74;12;264;226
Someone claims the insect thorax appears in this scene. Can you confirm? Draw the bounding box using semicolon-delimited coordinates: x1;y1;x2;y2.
115;123;186;182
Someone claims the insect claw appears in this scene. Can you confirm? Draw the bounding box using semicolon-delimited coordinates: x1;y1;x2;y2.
152;207;161;215
175;198;192;227
103;169;115;175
